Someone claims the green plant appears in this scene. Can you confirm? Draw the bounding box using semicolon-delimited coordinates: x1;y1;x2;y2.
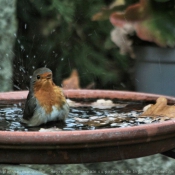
14;0;134;90
93;0;175;57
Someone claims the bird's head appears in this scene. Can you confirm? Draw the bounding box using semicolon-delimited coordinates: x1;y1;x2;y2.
30;67;53;91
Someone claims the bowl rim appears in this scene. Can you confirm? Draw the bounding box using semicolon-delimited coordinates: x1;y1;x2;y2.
0;89;175;149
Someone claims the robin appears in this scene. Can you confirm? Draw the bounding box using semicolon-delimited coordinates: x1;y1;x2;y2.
22;67;69;126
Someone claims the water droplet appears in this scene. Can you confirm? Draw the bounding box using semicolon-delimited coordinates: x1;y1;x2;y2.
21;45;24;50
24;24;27;29
13;85;20;90
19;66;25;73
51;29;56;34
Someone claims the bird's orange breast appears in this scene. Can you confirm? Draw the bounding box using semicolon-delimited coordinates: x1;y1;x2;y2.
34;80;66;114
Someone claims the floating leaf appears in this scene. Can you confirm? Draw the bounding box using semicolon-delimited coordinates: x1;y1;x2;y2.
75;115;126;127
67;99;127;109
39;127;62;132
140;97;175;119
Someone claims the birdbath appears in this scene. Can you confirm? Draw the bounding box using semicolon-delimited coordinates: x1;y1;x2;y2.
0;90;175;164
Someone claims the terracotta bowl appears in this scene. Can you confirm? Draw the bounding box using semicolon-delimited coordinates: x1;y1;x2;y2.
0;90;175;164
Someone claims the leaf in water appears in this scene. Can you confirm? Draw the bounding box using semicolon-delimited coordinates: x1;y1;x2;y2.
75;114;126;127
91;99;127;109
67;99;127;109
39;127;62;132
140;96;175;120
74;118;89;123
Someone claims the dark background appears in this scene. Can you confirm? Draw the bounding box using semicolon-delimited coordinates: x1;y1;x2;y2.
14;0;135;91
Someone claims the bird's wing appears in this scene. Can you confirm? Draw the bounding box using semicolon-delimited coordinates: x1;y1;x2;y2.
23;91;37;120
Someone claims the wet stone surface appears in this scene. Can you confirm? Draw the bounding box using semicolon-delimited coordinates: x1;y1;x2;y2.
0;99;167;131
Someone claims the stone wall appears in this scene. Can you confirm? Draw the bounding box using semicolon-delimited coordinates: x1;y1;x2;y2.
0;0;17;91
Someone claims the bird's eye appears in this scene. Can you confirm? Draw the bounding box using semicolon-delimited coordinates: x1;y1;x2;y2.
37;75;40;79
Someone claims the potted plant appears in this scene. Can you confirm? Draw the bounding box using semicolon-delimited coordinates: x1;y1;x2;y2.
92;0;175;96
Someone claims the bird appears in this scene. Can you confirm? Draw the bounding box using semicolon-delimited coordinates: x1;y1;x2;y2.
22;67;69;126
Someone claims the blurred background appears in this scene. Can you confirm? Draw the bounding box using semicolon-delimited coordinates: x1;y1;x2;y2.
1;0;175;96
1;0;135;92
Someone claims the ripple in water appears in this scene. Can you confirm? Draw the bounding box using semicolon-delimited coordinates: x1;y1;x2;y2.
0;100;161;131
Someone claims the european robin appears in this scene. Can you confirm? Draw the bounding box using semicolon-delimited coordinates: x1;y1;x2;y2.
22;67;69;126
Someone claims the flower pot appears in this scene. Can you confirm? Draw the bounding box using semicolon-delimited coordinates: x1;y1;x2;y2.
0;90;175;164
134;46;175;96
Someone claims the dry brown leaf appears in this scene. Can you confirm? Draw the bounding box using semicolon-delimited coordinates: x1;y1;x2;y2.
62;69;95;89
140;97;175;119
67;99;127;109
75;116;124;127
39;127;62;132
62;69;80;89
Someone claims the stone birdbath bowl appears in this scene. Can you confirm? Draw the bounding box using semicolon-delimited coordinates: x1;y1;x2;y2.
0;90;175;164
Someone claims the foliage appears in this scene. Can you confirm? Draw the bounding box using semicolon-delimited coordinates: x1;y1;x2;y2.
14;0;134;90
93;0;175;56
